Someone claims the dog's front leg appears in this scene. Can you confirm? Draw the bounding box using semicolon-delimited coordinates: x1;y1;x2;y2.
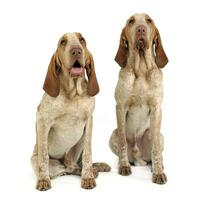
36;118;51;191
150;105;167;184
116;105;132;175
81;116;96;189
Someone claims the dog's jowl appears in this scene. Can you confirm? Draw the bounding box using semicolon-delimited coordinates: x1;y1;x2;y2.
109;14;168;184
31;33;111;191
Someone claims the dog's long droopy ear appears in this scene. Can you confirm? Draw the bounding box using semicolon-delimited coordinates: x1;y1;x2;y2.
153;28;168;68
43;51;61;97
85;51;99;96
115;28;128;68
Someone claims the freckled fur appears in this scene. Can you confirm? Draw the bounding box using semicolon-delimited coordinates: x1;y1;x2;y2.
31;33;110;191
109;13;168;184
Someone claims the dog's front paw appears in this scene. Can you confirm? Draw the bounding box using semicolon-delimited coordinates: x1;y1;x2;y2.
118;165;132;176
152;173;167;184
81;178;96;189
36;178;51;191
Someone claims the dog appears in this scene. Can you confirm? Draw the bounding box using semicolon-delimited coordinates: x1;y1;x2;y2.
109;13;168;184
31;32;110;191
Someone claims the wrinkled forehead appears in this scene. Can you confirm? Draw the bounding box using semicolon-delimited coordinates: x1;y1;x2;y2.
128;13;150;25
59;32;82;47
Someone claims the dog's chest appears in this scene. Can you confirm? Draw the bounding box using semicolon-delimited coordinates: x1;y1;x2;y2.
46;96;95;159
126;104;150;139
116;68;163;105
48;95;94;120
132;77;149;98
116;69;162;140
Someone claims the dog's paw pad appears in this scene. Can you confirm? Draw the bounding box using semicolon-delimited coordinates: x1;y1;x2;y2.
152;173;167;184
118;165;132;176
81;178;96;189
36;179;51;191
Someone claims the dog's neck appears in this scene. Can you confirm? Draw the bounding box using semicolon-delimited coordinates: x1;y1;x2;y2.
127;47;157;78
59;72;87;99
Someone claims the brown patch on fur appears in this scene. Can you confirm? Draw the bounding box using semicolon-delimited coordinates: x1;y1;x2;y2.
81;178;96;189
153;28;168;68
43;51;61;97
85;52;99;96
115;28;128;68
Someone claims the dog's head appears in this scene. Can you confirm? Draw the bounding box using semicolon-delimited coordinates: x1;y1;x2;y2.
115;13;168;68
43;33;99;97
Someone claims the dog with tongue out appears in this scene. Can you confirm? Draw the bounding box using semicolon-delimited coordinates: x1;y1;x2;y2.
70;48;84;77
70;60;84;77
32;32;110;191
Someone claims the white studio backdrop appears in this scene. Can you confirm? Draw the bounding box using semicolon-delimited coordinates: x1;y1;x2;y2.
0;0;199;199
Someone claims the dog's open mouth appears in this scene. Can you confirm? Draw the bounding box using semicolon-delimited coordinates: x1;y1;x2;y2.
70;60;84;77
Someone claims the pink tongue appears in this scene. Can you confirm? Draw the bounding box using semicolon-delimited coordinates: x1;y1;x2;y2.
70;67;83;75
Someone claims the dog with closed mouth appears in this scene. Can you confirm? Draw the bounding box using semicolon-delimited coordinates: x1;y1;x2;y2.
109;13;168;184
31;32;111;191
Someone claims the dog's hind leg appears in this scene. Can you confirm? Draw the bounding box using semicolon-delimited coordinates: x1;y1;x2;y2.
63;134;84;176
48;159;68;178
92;162;111;173
64;134;109;178
64;133;111;179
31;145;67;179
109;129;119;156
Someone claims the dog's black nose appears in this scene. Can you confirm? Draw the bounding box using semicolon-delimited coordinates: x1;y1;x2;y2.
70;48;82;56
136;25;146;34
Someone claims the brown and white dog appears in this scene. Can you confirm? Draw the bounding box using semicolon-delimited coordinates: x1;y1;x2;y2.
31;33;110;191
109;14;168;184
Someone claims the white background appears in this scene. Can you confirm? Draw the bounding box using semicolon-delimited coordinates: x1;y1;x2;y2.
0;0;199;199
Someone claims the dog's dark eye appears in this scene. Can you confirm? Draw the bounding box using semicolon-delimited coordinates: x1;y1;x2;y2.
60;39;67;46
80;37;85;44
129;19;135;25
146;18;152;23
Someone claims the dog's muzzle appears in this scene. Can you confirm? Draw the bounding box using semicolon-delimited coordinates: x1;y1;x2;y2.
135;25;147;50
